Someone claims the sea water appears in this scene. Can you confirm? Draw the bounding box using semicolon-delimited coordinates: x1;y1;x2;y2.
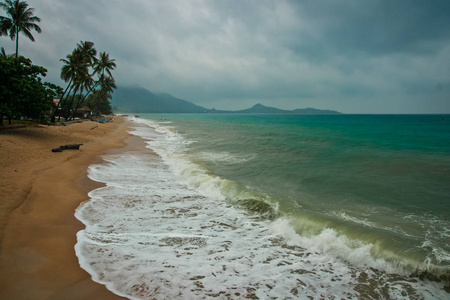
75;114;450;299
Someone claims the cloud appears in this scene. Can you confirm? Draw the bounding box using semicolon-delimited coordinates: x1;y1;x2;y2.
1;0;449;113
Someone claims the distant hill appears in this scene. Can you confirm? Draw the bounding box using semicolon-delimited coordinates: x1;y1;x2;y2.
111;86;341;114
236;103;340;114
111;87;209;113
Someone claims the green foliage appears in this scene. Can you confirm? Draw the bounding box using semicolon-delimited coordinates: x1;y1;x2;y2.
85;92;112;115
0;3;118;123
54;41;117;121
0;56;62;124
0;0;42;58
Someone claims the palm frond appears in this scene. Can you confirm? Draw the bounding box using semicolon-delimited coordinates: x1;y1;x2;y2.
0;0;41;56
0;16;12;36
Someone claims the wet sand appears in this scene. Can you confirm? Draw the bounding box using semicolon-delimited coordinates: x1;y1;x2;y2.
0;119;129;300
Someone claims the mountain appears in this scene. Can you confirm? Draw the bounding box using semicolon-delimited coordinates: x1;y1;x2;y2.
292;107;340;114
111;87;341;114
236;103;340;114
111;87;210;113
237;103;286;114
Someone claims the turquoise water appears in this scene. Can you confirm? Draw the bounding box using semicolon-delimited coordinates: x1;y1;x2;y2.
142;114;450;276
75;113;450;299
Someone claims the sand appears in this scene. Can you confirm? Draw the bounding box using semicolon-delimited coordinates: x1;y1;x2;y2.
0;118;129;300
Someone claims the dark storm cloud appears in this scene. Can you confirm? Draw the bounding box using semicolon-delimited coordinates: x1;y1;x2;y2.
281;0;450;63
1;0;449;113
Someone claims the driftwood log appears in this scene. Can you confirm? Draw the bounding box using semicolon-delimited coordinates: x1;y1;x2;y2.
51;144;83;152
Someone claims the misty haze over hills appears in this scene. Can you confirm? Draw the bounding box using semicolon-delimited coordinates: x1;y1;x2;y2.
111;87;341;114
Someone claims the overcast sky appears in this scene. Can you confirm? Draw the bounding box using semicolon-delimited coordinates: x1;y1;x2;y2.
2;0;450;113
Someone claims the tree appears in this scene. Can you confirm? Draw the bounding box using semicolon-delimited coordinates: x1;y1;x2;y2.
86;75;116;115
77;51;116;109
94;51;116;78
0;56;62;125
69;64;94;120
0;0;41;58
51;41;117;122
99;75;117;95
66;41;97;120
53;42;117;122
76;40;97;65
85;91;112;115
51;47;89;122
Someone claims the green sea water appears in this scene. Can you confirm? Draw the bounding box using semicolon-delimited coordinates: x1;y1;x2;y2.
141;113;450;278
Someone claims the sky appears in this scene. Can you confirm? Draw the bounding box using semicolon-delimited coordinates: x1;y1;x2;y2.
1;0;450;113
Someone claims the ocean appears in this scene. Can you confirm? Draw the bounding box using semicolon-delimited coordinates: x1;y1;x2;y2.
75;114;450;299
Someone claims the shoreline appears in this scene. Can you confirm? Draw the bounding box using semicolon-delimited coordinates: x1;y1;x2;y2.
0;118;129;299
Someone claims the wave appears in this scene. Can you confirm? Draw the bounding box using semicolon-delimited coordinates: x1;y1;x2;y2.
127;117;450;287
197;151;256;165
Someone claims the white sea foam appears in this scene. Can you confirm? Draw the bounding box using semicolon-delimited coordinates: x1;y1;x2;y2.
75;118;449;299
197;151;256;165
76;148;358;299
336;211;378;228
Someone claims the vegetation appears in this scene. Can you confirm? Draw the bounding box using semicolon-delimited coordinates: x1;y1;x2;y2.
84;75;116;115
85;91;113;115
0;0;41;58
0;1;117;125
52;41;116;122
0;55;62;124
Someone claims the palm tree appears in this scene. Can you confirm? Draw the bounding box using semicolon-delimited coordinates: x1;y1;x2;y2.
94;51;116;78
88;76;116;115
52;42;117;122
76;51;116;110
76;40;97;65
69;69;94;120
66;41;98;120
0;0;41;58
101;76;117;93
81;51;116;99
51;49;88;122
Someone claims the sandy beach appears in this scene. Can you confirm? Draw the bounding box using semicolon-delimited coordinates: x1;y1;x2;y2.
0;118;129;300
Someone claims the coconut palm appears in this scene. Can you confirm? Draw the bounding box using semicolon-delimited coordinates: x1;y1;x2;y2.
77;51;116;109
101;75;117;93
69;69;94;120
88;76;116;115
65;42;99;119
85;90;113;115
0;0;41;58
94;51;116;78
52;42;117;122
61;42;96;91
51;50;88;122
76;40;97;65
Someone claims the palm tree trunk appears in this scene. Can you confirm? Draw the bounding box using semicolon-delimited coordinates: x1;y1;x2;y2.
15;29;19;58
70;77;100;120
65;86;79;121
51;77;73;123
70;88;86;120
69;85;87;121
79;78;100;105
58;84;76;122
91;91;107;114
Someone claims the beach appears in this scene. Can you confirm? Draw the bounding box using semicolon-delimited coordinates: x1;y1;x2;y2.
0;118;129;300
